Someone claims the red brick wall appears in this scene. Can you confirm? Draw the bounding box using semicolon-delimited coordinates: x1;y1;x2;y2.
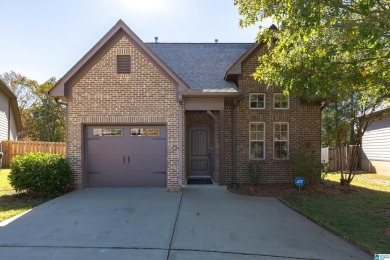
66;33;181;191
224;44;322;184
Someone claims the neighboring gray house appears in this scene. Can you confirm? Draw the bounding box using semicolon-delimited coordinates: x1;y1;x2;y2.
0;79;22;143
361;106;390;175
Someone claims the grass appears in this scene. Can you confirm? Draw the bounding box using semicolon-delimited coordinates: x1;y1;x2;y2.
0;168;47;222
281;173;390;254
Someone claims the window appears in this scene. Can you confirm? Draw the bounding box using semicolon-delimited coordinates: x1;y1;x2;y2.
93;128;123;136
117;55;131;74
249;122;265;159
273;123;289;159
274;93;289;109
249;93;265;109
130;128;160;137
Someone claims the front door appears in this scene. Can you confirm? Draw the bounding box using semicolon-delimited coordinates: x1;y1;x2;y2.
188;127;211;178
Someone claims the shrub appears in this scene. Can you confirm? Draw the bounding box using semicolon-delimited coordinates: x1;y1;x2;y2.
290;150;321;185
248;161;262;186
8;153;74;198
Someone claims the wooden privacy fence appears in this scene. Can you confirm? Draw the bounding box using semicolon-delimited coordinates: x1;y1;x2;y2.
321;145;359;172
0;140;66;167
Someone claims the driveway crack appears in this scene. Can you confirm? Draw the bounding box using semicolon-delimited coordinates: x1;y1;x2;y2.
167;191;183;259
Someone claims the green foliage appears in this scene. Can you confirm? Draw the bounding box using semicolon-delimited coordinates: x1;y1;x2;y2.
290;150;321;185
0;72;66;142
248;161;262;186
235;0;390;185
8;153;74;198
235;0;390;103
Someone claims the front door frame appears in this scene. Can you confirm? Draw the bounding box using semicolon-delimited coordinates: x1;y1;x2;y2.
188;126;211;178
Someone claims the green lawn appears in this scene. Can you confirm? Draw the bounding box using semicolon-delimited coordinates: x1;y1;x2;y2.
281;173;390;254
0;169;47;222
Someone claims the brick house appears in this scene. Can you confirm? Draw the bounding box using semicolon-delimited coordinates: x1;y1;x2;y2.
49;20;321;191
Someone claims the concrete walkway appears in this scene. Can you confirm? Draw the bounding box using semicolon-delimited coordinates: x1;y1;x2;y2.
0;186;371;259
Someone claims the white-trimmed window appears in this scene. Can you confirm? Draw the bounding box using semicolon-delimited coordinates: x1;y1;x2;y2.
274;93;289;109
93;128;123;137
130;128;160;137
249;122;265;159
249;93;265;109
273;122;289;159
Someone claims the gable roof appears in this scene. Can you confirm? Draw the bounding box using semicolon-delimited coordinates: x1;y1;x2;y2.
49;20;190;98
224;24;278;81
147;43;252;92
224;43;260;81
0;79;23;132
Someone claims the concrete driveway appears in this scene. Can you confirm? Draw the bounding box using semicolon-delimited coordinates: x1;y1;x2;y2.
0;186;371;260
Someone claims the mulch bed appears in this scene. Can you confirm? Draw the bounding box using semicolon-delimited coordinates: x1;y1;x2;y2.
227;181;370;197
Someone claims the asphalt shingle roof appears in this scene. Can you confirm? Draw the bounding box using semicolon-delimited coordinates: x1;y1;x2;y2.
146;43;252;92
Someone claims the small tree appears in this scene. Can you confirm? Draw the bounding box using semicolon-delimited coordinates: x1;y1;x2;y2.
235;0;390;185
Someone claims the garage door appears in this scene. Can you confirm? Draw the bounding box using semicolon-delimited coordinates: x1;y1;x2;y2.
86;126;167;187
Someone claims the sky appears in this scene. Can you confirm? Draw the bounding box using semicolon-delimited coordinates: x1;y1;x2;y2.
0;0;271;84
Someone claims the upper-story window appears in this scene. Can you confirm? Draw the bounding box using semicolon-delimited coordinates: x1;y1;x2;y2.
274;93;289;109
117;55;131;74
249;93;265;109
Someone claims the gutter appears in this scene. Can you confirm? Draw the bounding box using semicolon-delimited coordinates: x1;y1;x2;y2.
181;91;243;99
54;97;68;158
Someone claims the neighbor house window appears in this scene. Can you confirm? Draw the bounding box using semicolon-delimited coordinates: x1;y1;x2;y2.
249;122;265;159
273;122;288;159
249;93;265;109
117;55;131;74
93;128;123;137
274;93;289;109
130;128;160;137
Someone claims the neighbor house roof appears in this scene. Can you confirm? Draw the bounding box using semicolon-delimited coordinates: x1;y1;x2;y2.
146;43;252;92
362;102;390;117
0;79;23;131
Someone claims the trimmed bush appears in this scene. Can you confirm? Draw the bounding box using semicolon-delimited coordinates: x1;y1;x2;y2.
8;153;74;198
290;149;321;185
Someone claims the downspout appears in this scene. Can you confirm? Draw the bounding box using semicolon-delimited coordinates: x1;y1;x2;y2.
178;102;185;189
54;97;68;158
7;98;11;140
231;99;237;184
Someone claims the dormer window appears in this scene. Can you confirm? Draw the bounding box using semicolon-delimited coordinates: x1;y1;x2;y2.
117;55;131;74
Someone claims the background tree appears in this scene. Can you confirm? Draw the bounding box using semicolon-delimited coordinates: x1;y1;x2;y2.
0;71;37;120
235;0;390;185
0;73;66;142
